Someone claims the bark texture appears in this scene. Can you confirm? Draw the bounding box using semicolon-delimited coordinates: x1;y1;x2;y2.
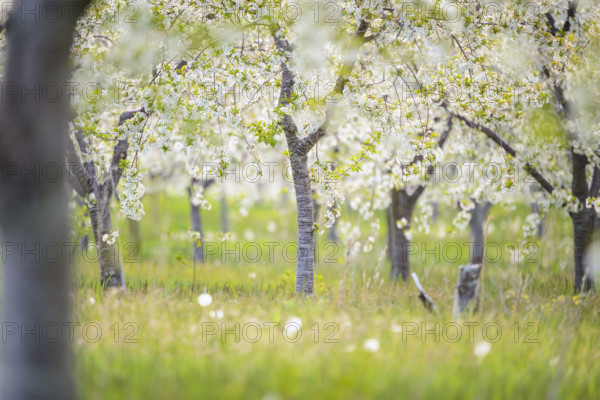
570;151;596;292
0;1;90;398
468;200;491;264
389;188;420;282
89;200;123;287
290;152;315;293
453;263;482;317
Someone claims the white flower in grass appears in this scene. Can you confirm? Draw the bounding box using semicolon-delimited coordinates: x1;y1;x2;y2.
248;272;256;280
209;310;224;319
363;338;380;352
89;297;96;305
391;324;402;333
284;316;302;336
244;229;255;240
197;293;212;307
474;341;491;358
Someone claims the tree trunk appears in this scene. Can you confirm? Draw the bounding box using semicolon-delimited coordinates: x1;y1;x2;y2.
291;152;315;294
312;189;320;223
89;200;124;288
390;189;419;282
327;210;338;243
531;201;545;237
387;204;393;260
431;201;439;223
189;189;204;264
571;208;596;292
0;1;90;398
469;200;491;264
570;150;596;292
220;190;229;233
452;263;482;317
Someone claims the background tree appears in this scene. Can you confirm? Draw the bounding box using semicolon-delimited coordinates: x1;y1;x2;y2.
442;0;600;291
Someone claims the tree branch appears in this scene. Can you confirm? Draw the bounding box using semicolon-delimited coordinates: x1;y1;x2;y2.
449;111;556;195
407;117;454;201
270;25;301;152
563;1;578;33
545;12;558;36
296;19;371;155
106;108;144;198
66;133;93;197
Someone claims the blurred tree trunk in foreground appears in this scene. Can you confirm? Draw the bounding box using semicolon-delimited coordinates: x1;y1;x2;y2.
0;1;90;398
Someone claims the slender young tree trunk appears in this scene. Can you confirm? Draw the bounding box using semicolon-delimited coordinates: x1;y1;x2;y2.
312;189;320;223
89;199;123;287
327;211;338;243
0;1;90;398
291;152;315;293
390;189;419;282
220;190;229;233
188;178;214;263
469;200;491;264
189;187;204;264
431;201;439;223
387;204;393;260
271;20;369;295
531;201;545;237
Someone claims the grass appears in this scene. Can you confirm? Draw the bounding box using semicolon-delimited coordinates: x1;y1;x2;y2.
72;193;600;399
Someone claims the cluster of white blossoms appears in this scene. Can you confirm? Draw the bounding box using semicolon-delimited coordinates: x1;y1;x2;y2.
190;187;212;211
452;201;474;232
60;0;600;258
120;171;146;221
102;231;119;245
188;231;201;242
523;213;544;239
586;197;600;214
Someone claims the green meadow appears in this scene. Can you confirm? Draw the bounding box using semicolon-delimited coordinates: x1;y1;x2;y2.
73;195;599;399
